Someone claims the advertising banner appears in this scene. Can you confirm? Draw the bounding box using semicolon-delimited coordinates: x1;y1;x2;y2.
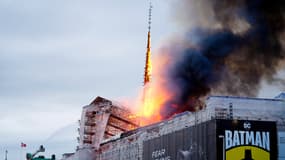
216;120;277;160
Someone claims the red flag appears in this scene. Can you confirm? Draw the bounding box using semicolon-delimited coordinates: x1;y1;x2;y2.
21;142;27;148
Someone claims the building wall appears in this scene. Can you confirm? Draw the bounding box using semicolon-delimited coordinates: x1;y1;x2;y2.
98;119;279;160
97;96;285;160
69;95;285;160
206;96;285;124
78;100;113;149
278;131;285;160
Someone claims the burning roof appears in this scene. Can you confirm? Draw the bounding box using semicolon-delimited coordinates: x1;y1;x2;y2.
135;0;285;123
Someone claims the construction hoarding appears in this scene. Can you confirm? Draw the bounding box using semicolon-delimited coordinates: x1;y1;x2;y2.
143;120;216;160
143;119;277;160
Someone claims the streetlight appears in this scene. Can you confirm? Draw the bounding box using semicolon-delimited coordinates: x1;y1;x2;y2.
219;135;225;160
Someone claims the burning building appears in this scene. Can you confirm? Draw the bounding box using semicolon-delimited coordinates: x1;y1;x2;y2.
61;0;285;159
62;93;285;160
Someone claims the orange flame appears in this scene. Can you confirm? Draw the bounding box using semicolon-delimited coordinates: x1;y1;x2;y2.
144;31;152;85
135;51;174;125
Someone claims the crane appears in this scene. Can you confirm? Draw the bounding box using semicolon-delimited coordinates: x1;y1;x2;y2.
26;145;55;160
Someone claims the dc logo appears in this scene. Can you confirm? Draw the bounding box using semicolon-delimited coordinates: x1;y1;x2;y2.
243;122;251;129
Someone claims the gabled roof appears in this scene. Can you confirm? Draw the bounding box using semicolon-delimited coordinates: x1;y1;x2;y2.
90;96;112;105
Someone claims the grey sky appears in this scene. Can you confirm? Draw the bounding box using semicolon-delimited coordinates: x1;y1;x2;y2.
0;0;174;159
0;0;283;159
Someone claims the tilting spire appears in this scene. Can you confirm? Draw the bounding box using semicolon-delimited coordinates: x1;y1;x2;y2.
144;1;153;85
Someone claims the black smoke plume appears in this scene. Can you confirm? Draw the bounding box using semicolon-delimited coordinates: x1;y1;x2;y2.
160;0;285;118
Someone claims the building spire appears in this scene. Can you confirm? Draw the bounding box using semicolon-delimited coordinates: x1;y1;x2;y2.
144;1;152;85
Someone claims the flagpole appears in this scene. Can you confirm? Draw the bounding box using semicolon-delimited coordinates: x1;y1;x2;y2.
21;145;23;160
21;142;24;160
20;142;27;160
5;150;8;160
